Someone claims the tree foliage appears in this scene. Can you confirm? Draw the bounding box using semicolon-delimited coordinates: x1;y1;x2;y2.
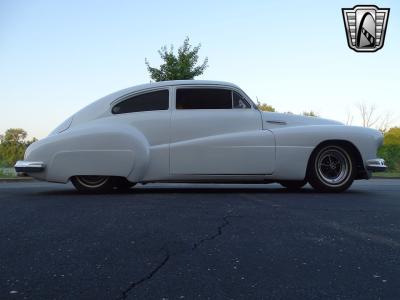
383;127;400;145
145;37;208;82
378;145;400;172
256;100;276;112
302;111;319;117
377;127;400;172
0;128;36;167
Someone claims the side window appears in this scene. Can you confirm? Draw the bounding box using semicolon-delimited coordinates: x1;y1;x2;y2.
176;88;232;109
112;90;169;114
233;91;251;109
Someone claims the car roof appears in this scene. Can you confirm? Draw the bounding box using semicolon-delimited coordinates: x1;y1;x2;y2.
71;80;248;125
111;80;240;99
129;79;238;90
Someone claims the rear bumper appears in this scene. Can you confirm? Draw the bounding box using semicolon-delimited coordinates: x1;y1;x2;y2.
366;158;387;172
14;161;45;174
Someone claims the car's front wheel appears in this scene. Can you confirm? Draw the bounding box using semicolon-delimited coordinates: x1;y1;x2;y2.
307;145;356;192
71;175;115;193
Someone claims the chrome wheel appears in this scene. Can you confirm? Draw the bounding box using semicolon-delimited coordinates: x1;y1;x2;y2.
315;147;351;187
74;176;109;188
71;176;135;193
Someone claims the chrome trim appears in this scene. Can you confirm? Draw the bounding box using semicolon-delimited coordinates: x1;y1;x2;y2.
366;158;387;172
14;161;45;173
317;147;350;185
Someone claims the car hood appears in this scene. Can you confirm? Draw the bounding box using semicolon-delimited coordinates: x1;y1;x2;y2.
261;112;343;127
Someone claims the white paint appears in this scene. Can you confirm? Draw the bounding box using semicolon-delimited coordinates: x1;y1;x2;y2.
22;80;384;184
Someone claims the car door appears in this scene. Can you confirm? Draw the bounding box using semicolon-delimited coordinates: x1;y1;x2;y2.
110;88;172;180
170;86;275;175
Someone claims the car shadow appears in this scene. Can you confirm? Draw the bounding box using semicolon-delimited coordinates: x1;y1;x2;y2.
35;184;365;196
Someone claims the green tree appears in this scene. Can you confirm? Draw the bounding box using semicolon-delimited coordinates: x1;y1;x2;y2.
302;111;319;117
383;127;400;145
376;127;400;172
256;100;276;112
378;144;400;172
0;128;36;167
145;37;208;82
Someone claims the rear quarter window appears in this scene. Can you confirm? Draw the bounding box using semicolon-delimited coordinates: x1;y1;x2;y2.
112;90;169;114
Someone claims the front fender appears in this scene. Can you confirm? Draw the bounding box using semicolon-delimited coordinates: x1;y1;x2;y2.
270;125;383;180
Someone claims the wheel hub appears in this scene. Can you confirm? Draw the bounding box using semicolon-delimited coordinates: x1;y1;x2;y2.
316;148;351;186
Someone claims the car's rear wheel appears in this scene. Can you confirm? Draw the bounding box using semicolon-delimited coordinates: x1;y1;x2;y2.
71;175;115;193
279;180;307;190
307;145;355;192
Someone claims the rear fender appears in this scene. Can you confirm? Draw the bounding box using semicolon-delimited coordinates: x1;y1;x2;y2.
26;123;149;183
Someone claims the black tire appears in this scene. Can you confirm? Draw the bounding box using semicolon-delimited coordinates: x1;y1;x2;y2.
279;180;307;190
71;176;115;193
113;177;136;190
307;145;356;192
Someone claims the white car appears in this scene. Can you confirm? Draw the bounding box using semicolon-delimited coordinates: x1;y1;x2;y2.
15;80;386;192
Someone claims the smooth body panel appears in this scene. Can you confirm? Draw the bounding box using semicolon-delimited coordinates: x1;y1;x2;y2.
17;80;385;185
170;109;275;175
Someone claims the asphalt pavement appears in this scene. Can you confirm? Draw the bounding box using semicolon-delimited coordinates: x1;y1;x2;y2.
0;180;399;300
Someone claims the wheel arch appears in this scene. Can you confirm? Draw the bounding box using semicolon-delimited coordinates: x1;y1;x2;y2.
306;139;367;180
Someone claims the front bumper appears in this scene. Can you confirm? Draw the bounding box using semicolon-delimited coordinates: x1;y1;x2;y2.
14;161;45;174
366;158;387;172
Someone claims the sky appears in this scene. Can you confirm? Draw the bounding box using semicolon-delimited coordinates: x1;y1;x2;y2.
0;0;399;139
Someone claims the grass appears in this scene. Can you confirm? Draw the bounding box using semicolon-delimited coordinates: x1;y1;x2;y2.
0;168;17;178
372;172;400;178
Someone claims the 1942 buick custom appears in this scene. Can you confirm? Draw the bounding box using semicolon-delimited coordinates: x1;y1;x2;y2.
15;80;386;192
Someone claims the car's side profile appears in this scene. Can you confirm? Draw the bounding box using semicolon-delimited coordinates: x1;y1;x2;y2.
15;80;386;192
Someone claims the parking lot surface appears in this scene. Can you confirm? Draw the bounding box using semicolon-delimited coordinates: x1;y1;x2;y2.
0;180;399;299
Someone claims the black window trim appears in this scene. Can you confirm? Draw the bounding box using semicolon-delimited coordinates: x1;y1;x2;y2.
110;87;170;114
173;85;254;110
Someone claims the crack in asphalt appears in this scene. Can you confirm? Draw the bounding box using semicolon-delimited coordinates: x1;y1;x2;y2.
192;216;230;250
117;247;170;300
116;215;236;300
